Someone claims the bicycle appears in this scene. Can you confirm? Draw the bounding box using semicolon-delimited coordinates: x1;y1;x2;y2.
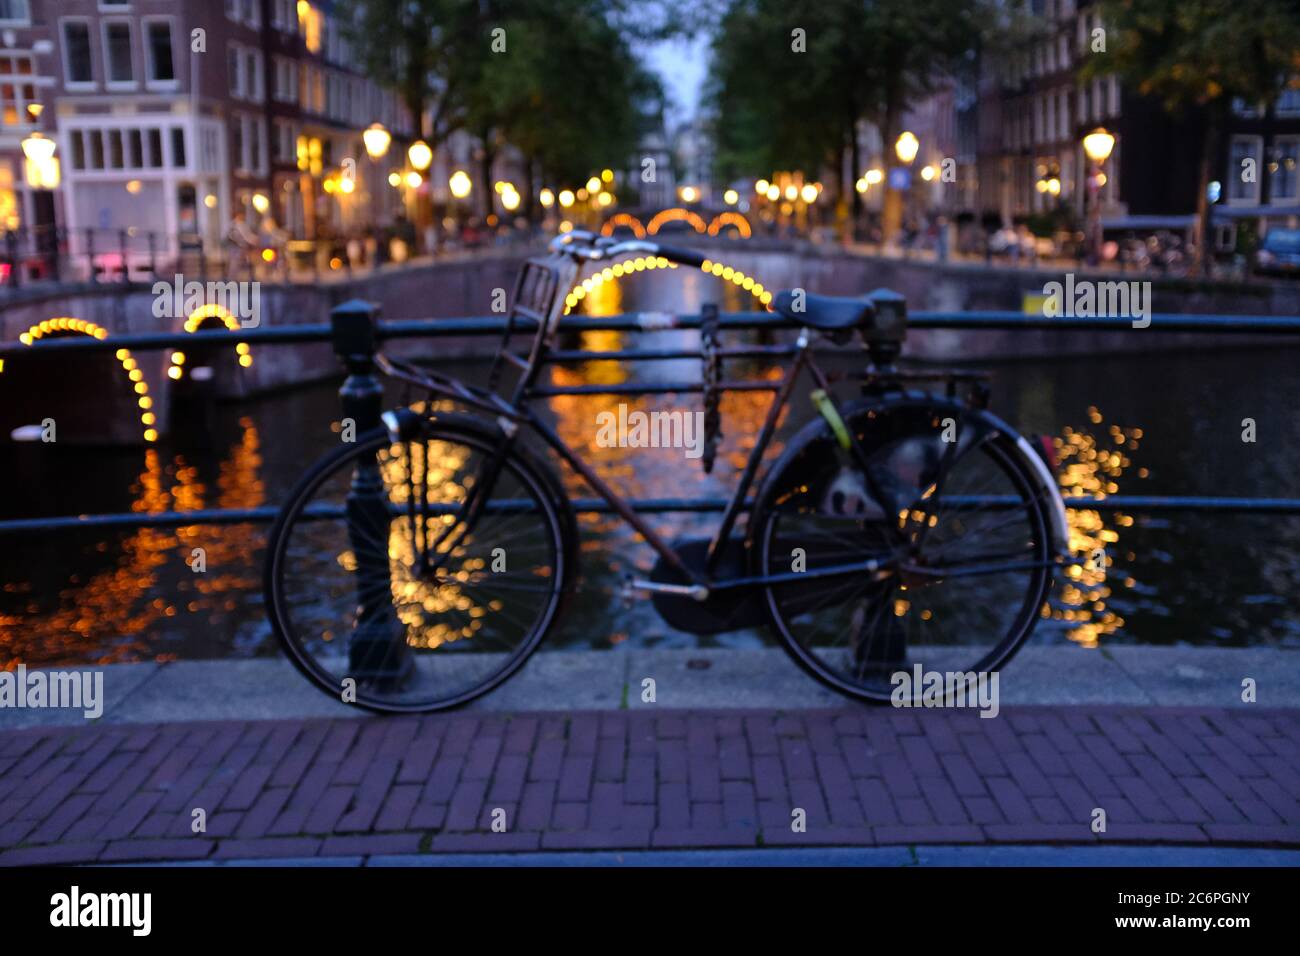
264;230;1072;713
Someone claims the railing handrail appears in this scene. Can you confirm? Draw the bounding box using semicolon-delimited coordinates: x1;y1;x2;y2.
4;309;1300;358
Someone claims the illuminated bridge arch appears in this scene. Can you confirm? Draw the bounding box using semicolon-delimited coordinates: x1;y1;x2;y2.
646;208;707;235
177;304;253;379
600;214;647;239
707;212;752;238
18;317;158;442
562;254;774;315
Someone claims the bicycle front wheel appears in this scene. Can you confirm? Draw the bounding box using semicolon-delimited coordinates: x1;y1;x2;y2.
751;397;1058;704
264;414;573;713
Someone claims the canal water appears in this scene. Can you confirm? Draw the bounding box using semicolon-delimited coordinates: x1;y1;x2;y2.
2;265;1298;667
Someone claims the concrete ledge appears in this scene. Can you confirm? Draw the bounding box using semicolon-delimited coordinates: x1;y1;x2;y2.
1;644;1295;729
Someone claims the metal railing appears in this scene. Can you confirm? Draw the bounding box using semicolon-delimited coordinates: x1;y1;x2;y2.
1;302;1299;537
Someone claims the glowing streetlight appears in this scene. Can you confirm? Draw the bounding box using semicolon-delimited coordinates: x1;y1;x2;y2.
558;189;575;208
586;176;602;193
252;192;270;213
362;123;391;159
855;177;868;193
405;170;423;189
723;189;739;205
680;185;699;203
338;176;355;194
765;183;780;201
388;172;401;187
895;131;919;165
920;165;937;182
1082;127;1115;164
755;178;769;194
800;183;818;203
601;168;614;183
596;191;613;207
21;131;58;188
783;184;798;201
449;169;472;199
407;139;432;171
501;188;521;211
866;168;884;185
540;188;555;208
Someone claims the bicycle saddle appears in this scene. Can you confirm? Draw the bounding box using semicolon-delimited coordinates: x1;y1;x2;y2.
773;290;875;332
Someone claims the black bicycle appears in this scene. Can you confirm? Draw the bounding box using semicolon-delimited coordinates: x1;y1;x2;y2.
264;230;1072;712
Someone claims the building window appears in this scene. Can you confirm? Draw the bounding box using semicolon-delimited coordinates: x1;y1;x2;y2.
103;21;134;84
69;130;85;169
145;20;175;83
272;56;297;102
62;21;94;85
244;48;263;101
0;53;36;127
1228;136;1263;204
1270;137;1299;203
228;43;244;98
147;128;162;168
171;127;186;168
0;0;30;23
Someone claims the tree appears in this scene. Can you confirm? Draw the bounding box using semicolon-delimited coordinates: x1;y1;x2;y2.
1083;0;1300;275
706;0;1009;240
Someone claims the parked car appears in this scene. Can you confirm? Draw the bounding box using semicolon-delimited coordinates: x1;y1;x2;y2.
1254;228;1300;277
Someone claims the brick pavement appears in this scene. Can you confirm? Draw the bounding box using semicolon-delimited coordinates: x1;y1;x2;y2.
0;706;1296;864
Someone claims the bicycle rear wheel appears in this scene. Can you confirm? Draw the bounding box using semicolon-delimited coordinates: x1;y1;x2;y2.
264;414;573;713
750;397;1058;704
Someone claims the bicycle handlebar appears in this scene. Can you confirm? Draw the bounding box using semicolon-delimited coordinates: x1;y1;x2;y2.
548;230;708;269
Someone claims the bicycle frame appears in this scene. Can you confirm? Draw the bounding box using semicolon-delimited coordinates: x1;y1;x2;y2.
377;277;902;597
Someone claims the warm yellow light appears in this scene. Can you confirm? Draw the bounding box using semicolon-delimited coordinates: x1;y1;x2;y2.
723;189;739;205
540;188;555;208
595;191;612;207
204;194;218;208
239;354;253;367
558;189;575;208
1035;179;1049;194
800;183;817;203
855;177;868;193
337;176;355;194
601;168;614;183
261;248;276;262
322;177;337;194
921;165;937;182
765;184;780;201
168;365;183;380
680;186;699;203
405;170;422;188
895;131;919;164
501;188;520;211
252;192;270;213
407;139;432;171
449;169;472;199
144;428;158;442
586;176;602;193
388;172;401;187
558;220;573;233
755;179;769;194
20;132;54;163
1047;177;1061;195
125;179;142;194
784;184;798;200
172;351;185;364
1082;127;1115;164
1095;172;1107;187
362;123;391;159
866;168;884;185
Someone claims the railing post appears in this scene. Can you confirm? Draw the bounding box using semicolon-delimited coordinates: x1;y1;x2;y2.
85;228;96;283
119;228;129;283
148;231;158;279
330;299;412;684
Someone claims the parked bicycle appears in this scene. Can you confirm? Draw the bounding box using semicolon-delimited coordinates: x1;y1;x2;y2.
264;230;1072;713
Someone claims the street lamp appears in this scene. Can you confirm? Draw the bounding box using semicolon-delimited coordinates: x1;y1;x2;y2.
21;131;59;188
1082;127;1115;265
895;131;919;165
362;123;391;159
407;140;432;171
449;170;472;200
